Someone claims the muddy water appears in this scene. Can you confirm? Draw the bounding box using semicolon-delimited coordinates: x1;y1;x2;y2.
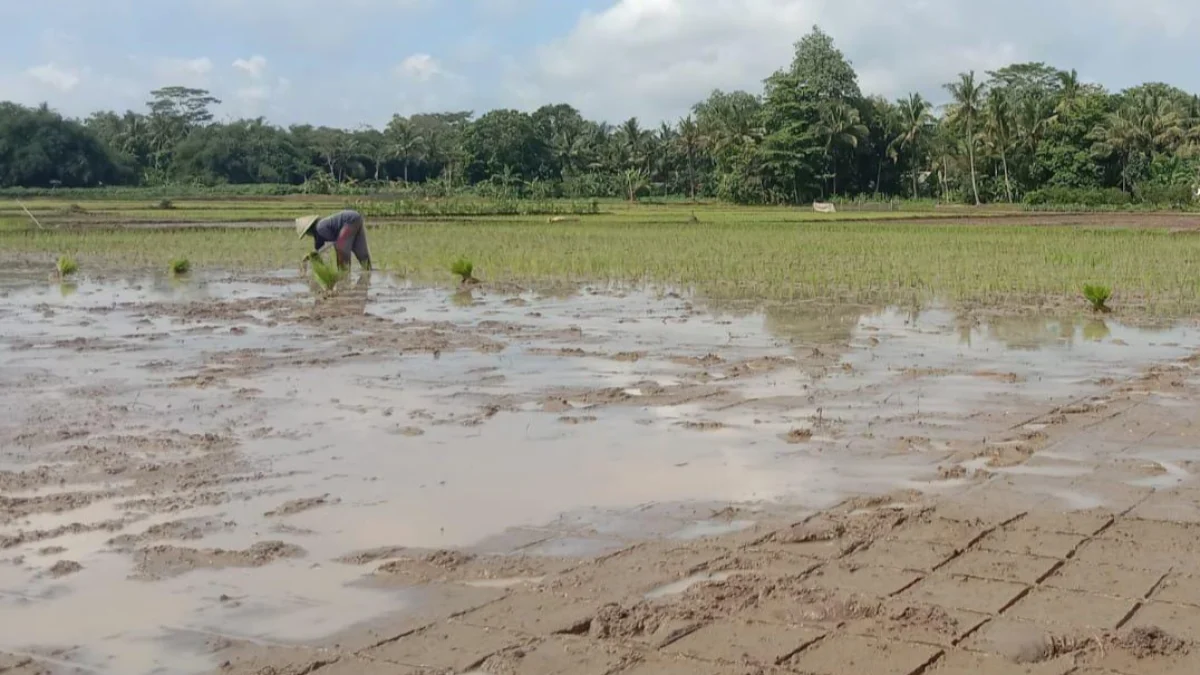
1;271;1197;673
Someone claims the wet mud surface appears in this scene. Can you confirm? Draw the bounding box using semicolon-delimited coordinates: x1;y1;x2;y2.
2;270;1200;673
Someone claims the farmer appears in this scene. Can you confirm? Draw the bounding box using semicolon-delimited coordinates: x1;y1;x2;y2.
295;209;372;271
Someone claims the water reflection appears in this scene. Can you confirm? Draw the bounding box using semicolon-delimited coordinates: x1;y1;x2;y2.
450;287;476;307
762;302;881;344
1083;319;1111;342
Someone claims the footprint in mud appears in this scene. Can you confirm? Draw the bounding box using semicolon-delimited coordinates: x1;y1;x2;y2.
388;426;426;437
542;398;573;413
676;420;725;432
782;428;813;444
264;495;338;517
46;560;83;578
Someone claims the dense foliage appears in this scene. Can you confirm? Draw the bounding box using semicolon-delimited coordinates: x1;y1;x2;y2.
5;28;1200;205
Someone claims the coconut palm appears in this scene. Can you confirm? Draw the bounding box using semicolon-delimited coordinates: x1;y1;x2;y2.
1017;95;1057;157
1055;69;1082;116
617;117;652;171
984;89;1016;202
1091;109;1138;191
815;101;868;196
677;115;702;201
1130;91;1185;155
384;117;424;184
943;71;986;205
891;93;935;198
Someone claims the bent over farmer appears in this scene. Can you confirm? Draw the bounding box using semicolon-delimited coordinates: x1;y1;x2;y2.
295;209;372;270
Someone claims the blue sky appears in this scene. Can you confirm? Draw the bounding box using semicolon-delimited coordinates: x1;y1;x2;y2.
4;0;1200;128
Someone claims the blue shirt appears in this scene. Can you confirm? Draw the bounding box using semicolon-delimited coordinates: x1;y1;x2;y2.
313;210;362;250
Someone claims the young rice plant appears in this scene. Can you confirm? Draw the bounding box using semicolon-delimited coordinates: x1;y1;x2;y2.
56;255;78;278
1083;283;1112;313
310;253;346;291
450;257;478;284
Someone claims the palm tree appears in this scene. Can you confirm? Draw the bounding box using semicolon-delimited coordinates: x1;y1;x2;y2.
1055;69;1082;116
943;71;986;205
984;89;1016;202
927;124;958;202
892;93;935;198
384;116;424;184
677;115;702;201
550;126;585;179
815;101;868;196
620;167;649;201
618;117;651;171
1091;109;1138;191
1130;91;1184;156
1017;95;1057;157
694;93;762;169
869;96;900;197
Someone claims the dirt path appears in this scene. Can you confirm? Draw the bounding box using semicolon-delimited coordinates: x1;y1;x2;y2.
1;271;1198;674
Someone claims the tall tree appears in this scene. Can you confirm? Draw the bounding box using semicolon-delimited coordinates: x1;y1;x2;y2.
985;89;1016;202
944;71;986;204
384;115;425;184
1091;109;1138;191
785;25;862;102
891;93;934;198
0;102;124;187
815;101;867;196
677;115;702;200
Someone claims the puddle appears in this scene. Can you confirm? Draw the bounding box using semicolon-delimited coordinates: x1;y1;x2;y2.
669;520;757;540
2;271;1199;673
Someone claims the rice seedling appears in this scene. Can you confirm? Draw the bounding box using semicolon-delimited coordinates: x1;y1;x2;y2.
169;257;190;275
1083;284;1112;313
309;253;346;292
450;257;478;285
56;255;78;278
156;199;175;210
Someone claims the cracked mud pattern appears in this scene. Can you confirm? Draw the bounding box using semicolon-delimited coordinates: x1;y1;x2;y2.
2;271;1200;674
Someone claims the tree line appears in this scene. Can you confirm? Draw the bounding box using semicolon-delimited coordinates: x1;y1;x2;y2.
4;27;1200;206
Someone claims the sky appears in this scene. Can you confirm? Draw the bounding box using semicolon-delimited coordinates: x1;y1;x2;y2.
3;0;1200;129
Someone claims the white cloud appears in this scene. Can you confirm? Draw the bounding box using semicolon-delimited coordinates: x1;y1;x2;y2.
501;0;1139;123
6;0;1200;130
397;53;447;82
25;62;81;92
233;55;268;79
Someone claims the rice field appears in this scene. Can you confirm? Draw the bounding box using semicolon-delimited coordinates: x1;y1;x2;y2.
3;197;1199;313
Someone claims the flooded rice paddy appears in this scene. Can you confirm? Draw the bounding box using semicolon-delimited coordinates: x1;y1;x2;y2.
2;270;1199;673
